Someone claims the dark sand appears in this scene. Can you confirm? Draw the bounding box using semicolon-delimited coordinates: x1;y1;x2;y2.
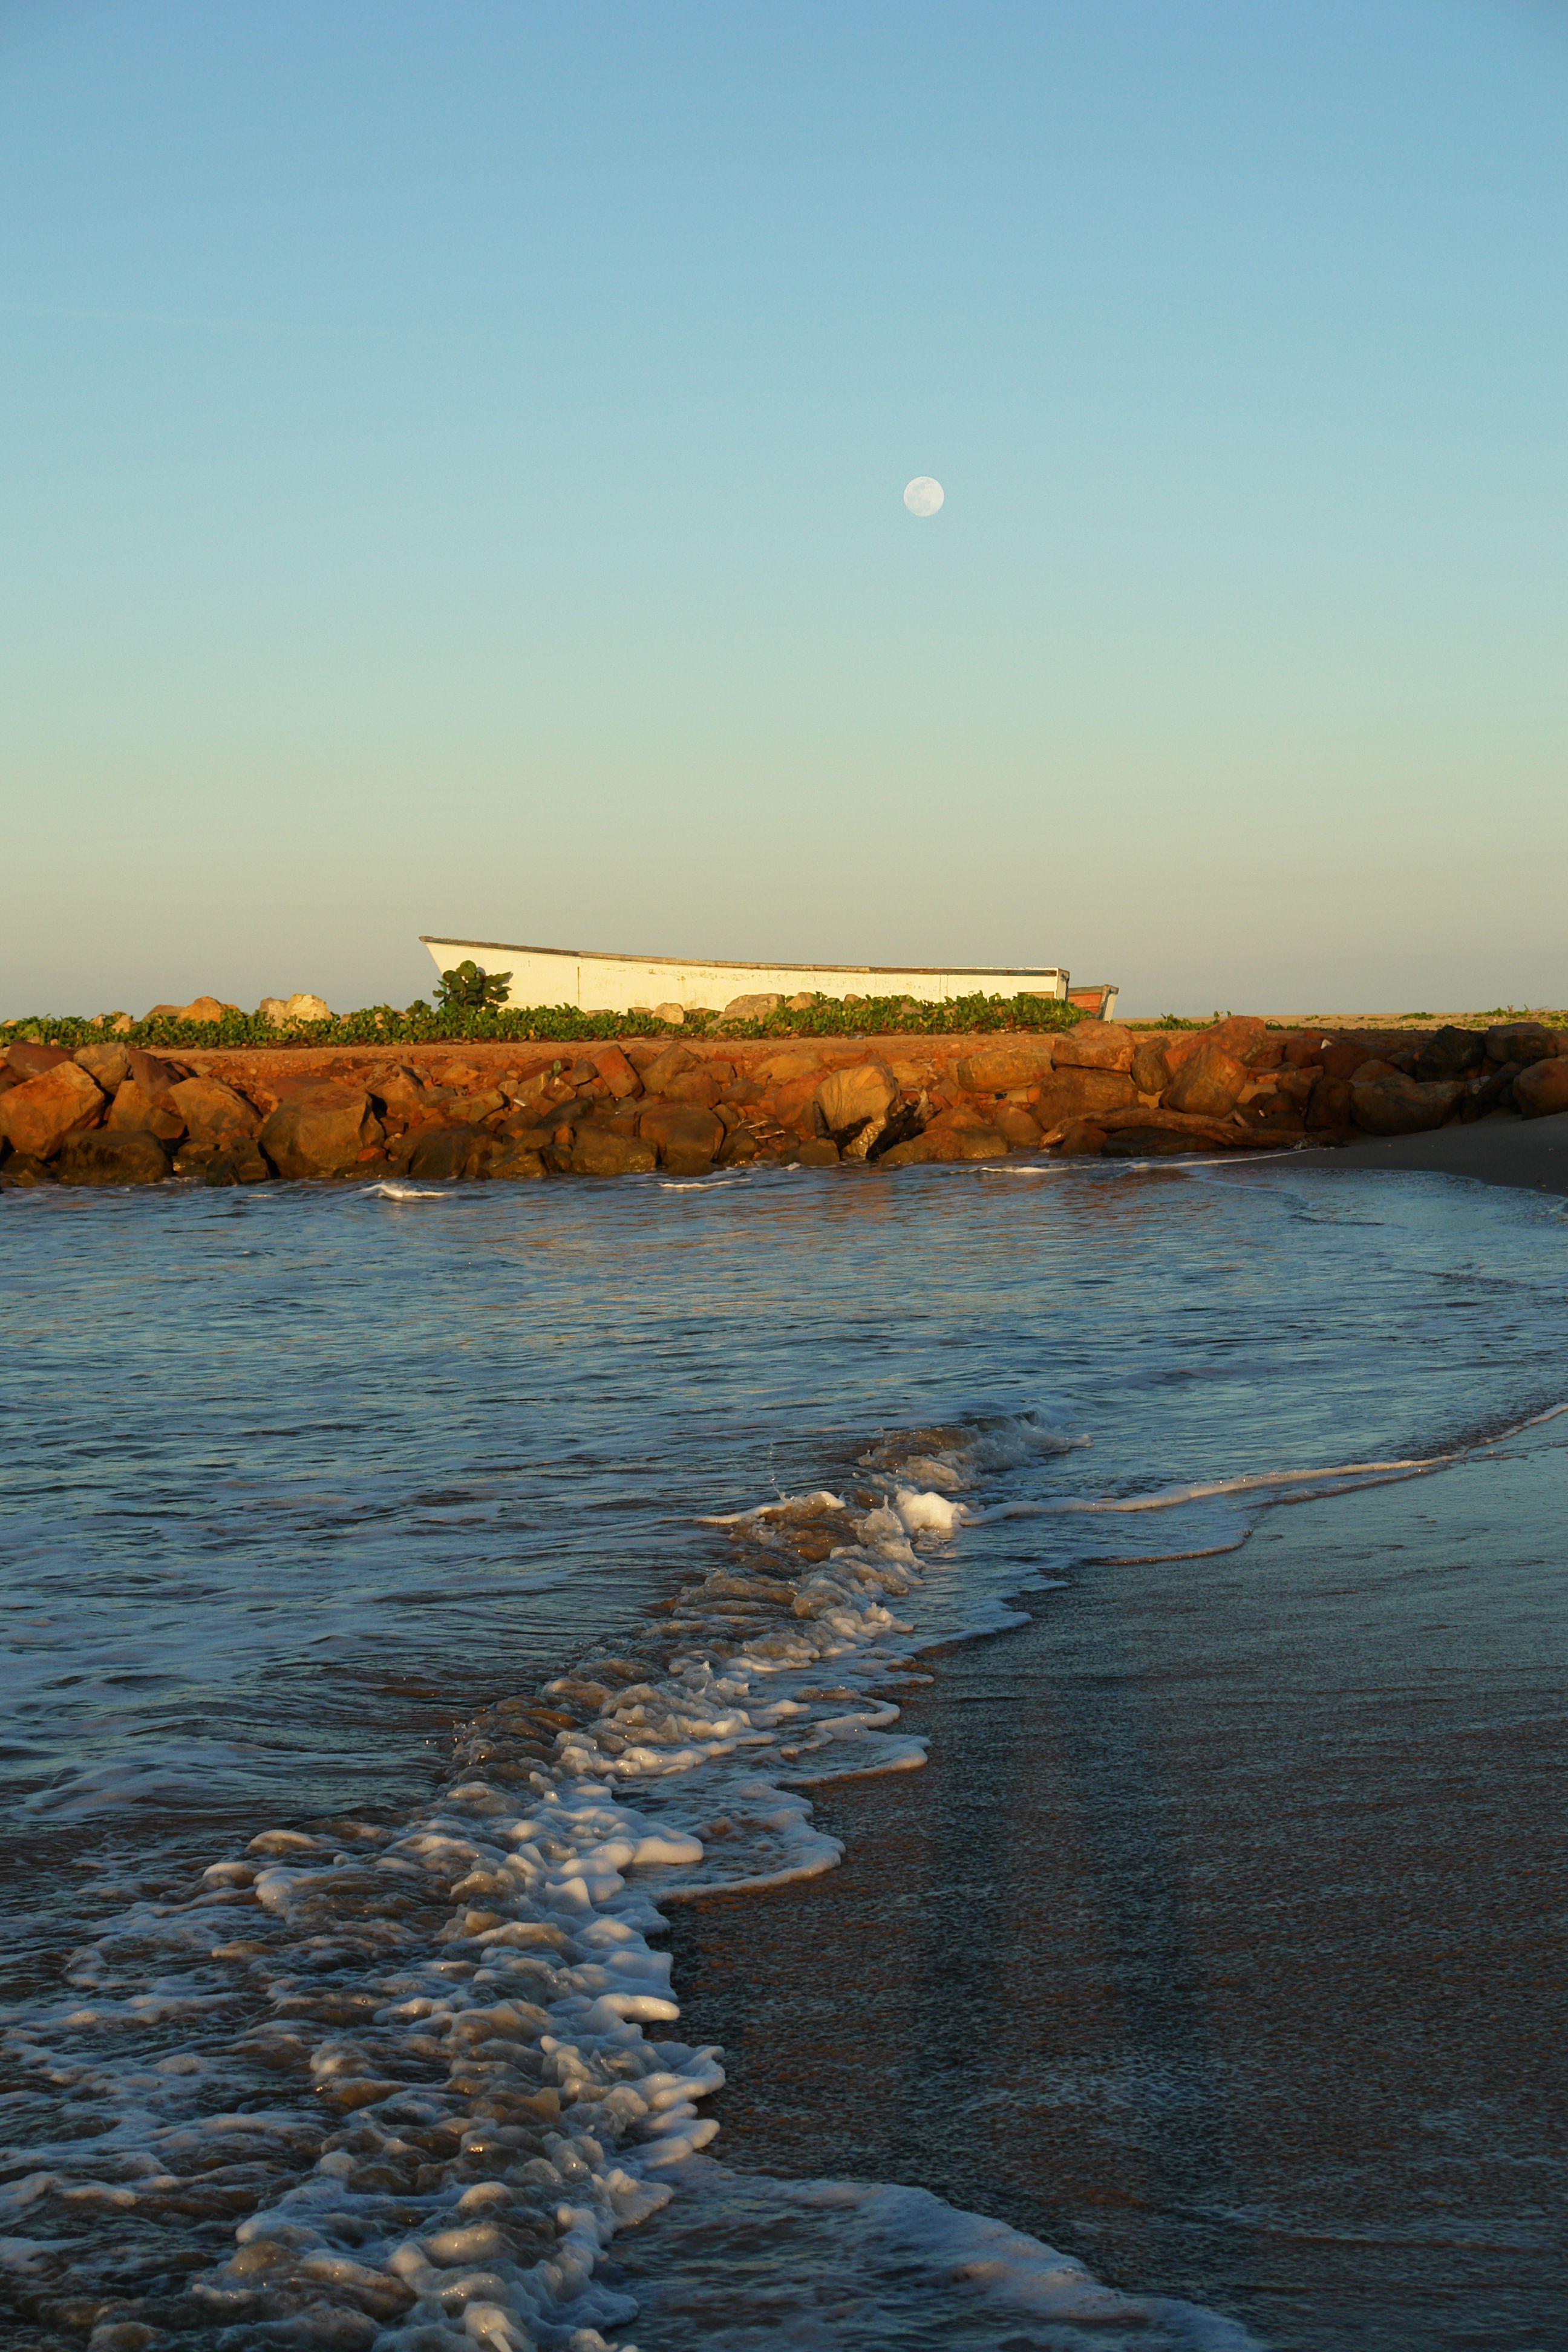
619;1122;1568;2350
1291;1108;1568;1196
644;1429;1567;2351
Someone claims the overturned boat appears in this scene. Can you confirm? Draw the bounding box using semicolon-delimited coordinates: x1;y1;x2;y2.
421;935;1117;1019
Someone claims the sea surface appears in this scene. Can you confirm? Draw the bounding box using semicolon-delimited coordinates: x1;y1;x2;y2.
1;1155;1564;2350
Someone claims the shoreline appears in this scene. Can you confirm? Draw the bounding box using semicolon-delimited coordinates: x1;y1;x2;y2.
1285;1109;1568;1197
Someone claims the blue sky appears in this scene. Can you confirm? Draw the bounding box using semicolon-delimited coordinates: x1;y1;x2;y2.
2;1;1565;1016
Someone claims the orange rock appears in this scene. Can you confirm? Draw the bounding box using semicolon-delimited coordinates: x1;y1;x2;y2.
1164;1044;1249;1120
168;1076;260;1149
1515;1056;1568;1119
592;1045;641;1099
1051;1021;1134;1073
260;1086;382;1178
106;1079;186;1142
955;1040;1056;1091
0;1062;105;1158
639;1103;724;1171
1033;1068;1138;1126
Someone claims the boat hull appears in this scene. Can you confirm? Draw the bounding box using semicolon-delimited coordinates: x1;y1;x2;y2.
420;936;1076;1016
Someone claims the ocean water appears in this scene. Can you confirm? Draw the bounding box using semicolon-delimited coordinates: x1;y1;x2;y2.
2;1155;1564;2350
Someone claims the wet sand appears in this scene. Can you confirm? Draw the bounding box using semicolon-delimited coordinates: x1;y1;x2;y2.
647;1428;1568;2351
1291;1108;1568;1196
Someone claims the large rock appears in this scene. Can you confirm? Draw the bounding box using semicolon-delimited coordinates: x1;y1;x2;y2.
639;1103;724;1171
723;993;783;1019
1412;1026;1485;1081
955;1040;1056;1091
571;1129;657;1177
756;1050;822;1088
74;1043;131;1089
7;1041;73;1077
260;1086;381;1178
1350;1076;1463;1135
202;1140;270;1186
1163;1044;1249;1120
488;1142;547;1180
923;1124;1009;1161
1033;1067;1138;1126
1163;1016;1269;1076
1485;1021;1560;1066
1306;1075;1354;1130
592;1045;641;1099
175;996;238;1023
641;1043;696;1096
1102;1126;1216;1158
106;1079;186;1142
815;1062;898;1135
989;1102;1044;1148
0;1062;104;1158
1129;1041;1173;1096
407;1126;494;1180
54;1132;172;1186
126;1047;185;1099
168;1076;260;1149
1051;1021;1134;1073
1514;1057;1568;1119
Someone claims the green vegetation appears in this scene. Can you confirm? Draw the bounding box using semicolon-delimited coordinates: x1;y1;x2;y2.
436;959;514;1012
0;990;1091;1053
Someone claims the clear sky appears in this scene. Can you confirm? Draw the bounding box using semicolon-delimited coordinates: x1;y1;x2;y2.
2;1;1565;1018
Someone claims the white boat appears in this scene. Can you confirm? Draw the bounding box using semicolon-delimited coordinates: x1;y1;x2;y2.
420;935;1115;1018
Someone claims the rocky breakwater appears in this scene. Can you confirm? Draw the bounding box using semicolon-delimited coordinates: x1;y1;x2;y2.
2;1017;1566;1190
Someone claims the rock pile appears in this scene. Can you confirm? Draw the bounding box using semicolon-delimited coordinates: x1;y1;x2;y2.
2;1017;1564;1189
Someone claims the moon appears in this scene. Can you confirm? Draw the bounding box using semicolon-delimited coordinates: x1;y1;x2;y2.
903;475;944;517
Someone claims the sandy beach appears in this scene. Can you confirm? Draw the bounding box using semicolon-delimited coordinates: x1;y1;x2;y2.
1291;1108;1568;1196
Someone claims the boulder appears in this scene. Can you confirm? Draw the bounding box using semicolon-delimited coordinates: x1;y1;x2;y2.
7;1041;72;1077
791;1136;841;1165
592;1045;642;1099
955;1040;1056;1092
1459;1062;1519;1122
768;1073;824;1132
407;1126;495;1181
202;1140;270;1186
1055;1119;1111;1155
1129;1041;1173;1096
877;1134;938;1167
53;1131;171;1186
639;1103;724;1172
74;1043;131;1089
641;1043;696;1096
662;1067;722;1109
0;1152;56;1186
571;1129;657;1177
106;1080;186;1142
260;1086;381;1178
924;1125;1008;1161
0;1062;105;1158
1514;1056;1568;1119
1102;1126;1213;1157
488;1142;547;1181
1485;1021;1560;1066
653;1002;685;1026
815;1061;898;1134
369;1066;430;1120
1163;1044;1249;1120
723;993;783;1019
717;1126;761;1165
168;1076;260;1149
126;1047;185;1099
1350;1076;1463;1135
1411;1026;1485;1081
1051;1021;1134;1073
1033;1067;1138;1126
175;996;238;1024
1348;1057;1400;1085
1306;1075;1355;1130
989;1102;1044;1149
